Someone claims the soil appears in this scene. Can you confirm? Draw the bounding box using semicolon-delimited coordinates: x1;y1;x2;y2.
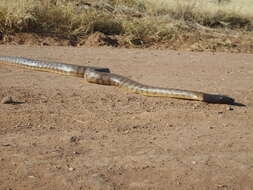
0;45;253;190
1;31;253;53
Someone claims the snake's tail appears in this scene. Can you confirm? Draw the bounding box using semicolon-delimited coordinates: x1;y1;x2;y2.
85;69;206;102
0;56;110;77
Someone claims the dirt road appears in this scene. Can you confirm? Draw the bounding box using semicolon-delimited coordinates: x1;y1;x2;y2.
0;45;253;190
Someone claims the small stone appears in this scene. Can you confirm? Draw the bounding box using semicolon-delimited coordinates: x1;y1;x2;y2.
1;96;13;104
70;136;78;143
68;167;75;171
192;161;197;165
217;184;229;189
142;165;150;169
132;125;138;129
226;106;234;111
41;42;49;46
2;143;11;146
54;165;61;169
176;181;181;185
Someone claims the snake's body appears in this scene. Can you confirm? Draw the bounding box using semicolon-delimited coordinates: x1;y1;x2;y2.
0;56;234;104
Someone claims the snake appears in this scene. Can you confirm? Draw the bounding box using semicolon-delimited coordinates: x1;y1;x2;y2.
0;56;234;104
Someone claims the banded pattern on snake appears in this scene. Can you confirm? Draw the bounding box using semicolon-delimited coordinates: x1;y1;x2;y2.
0;56;234;104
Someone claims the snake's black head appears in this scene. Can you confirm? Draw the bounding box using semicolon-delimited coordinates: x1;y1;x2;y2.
203;94;235;105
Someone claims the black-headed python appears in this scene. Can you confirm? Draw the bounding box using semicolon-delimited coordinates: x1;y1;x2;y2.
0;56;234;104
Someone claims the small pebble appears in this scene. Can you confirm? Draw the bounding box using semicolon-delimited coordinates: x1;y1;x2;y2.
1;96;13;104
68;167;75;171
226;106;234;111
2;143;11;146
70;136;78;143
132;125;138;129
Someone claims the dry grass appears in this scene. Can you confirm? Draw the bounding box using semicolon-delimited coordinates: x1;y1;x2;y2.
0;0;122;36
0;0;252;48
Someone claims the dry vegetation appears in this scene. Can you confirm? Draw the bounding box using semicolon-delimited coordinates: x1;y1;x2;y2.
0;0;253;52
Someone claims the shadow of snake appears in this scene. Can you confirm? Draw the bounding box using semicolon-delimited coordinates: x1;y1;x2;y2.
0;56;235;104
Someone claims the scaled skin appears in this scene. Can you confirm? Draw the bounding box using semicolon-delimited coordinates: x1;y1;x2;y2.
0;56;234;104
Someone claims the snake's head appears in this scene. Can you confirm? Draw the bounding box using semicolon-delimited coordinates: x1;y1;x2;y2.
203;94;235;104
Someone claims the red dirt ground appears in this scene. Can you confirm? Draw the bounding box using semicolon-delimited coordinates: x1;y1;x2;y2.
0;45;253;190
